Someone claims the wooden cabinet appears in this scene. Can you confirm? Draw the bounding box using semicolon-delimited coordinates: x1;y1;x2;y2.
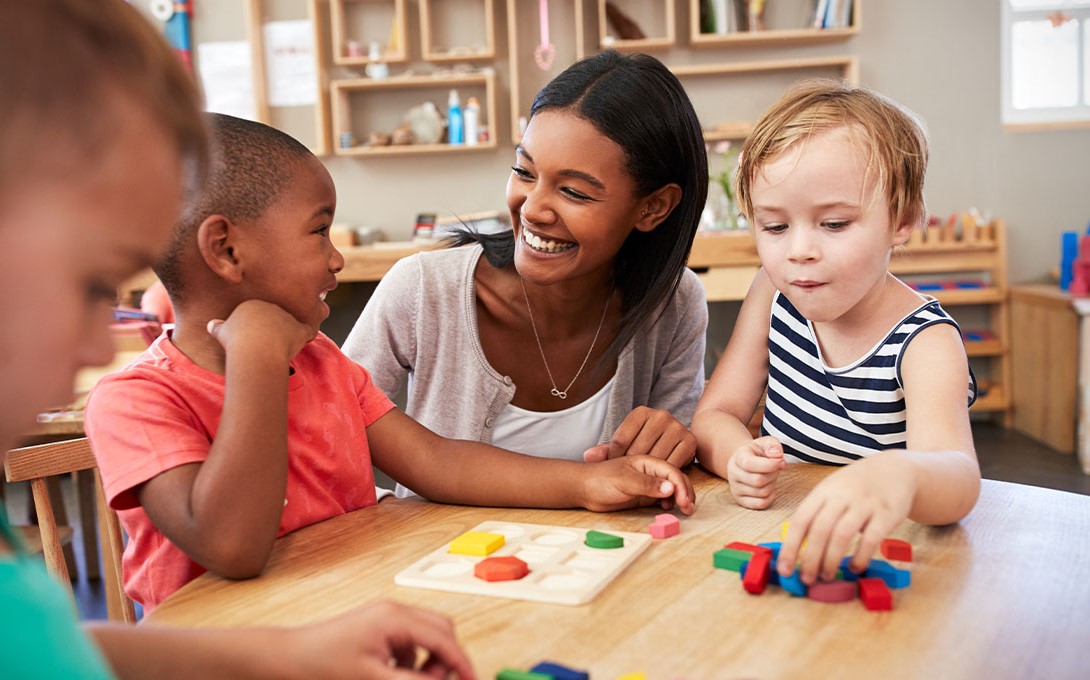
1009;285;1078;452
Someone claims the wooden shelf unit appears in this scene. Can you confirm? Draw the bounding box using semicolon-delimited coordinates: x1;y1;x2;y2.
671;56;859;143
597;0;675;52
330;0;409;66
419;0;496;61
893;219;1012;423
689;0;861;48
330;72;498;156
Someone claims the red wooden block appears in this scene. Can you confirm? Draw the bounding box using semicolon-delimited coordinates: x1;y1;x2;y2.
474;556;529;582
725;541;774;557
858;577;893;611
808;579;856;603
742;551;771;594
880;538;913;562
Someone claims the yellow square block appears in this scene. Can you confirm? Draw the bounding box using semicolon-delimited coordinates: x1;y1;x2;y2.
616;673;646;680
448;531;505;556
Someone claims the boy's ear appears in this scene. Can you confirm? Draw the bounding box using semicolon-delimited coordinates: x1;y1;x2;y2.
196;215;244;284
635;183;683;233
892;218;917;246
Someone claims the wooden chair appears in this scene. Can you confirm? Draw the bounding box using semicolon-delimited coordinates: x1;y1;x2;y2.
3;438;136;622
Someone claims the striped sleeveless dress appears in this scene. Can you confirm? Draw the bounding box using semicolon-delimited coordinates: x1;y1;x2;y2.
762;291;977;465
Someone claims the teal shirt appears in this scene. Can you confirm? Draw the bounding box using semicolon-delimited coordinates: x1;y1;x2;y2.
0;508;115;679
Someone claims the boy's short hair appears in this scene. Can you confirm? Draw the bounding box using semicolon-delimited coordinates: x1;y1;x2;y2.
736;79;929;231
155;113;316;302
0;0;207;203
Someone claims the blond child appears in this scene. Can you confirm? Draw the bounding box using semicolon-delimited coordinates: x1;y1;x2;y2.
85;113;695;612
693;80;980;585
1;1;472;677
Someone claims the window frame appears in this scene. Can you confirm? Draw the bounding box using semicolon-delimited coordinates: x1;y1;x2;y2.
1001;0;1090;130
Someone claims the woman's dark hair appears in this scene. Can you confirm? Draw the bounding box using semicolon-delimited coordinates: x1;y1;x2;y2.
451;50;708;354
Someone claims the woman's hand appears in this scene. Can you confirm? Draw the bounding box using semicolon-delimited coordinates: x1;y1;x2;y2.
583;406;697;468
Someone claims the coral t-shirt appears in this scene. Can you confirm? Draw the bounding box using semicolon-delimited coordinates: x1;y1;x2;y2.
85;332;394;611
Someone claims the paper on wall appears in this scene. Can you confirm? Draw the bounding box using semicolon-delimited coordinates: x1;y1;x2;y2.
263;20;317;107
196;40;256;121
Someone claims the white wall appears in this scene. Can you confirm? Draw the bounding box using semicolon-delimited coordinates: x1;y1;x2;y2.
191;0;1089;287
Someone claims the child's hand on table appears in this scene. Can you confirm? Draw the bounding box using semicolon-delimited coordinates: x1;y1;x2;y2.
777;454;914;584
727;436;786;509
581;406;697;468
579;455;696;515
291;600;476;679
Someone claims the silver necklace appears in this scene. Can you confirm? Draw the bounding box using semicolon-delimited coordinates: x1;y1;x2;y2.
519;276;612;400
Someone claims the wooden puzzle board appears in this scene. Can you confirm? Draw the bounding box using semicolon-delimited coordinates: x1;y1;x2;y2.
394;521;652;606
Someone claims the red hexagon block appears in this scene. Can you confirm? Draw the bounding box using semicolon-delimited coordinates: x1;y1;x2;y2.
474;556;530;582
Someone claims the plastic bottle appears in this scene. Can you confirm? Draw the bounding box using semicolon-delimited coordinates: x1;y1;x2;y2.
447;89;464;145
463;96;480;146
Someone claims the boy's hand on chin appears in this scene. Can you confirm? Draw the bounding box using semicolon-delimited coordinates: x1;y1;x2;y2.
207;299;315;362
580;456;695;515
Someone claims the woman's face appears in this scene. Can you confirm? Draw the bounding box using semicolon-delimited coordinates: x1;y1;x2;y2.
506;110;645;288
0;101;184;448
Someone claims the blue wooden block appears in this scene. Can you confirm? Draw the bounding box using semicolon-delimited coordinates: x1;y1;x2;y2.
530;661;589;680
780;568;808;597
863;559;911;589
758;541;782;559
838;557;861;582
914;282;943;291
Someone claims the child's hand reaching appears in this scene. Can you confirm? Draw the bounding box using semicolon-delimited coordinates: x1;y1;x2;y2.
727;436;786;509
582;406;697;467
776;454;914;584
206;299;316;363
579;455;696;515
288;600;476;679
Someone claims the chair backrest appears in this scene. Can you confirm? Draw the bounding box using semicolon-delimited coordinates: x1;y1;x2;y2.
4;438;136;623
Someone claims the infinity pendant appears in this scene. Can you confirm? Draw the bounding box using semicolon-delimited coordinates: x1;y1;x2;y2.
551;388;568;399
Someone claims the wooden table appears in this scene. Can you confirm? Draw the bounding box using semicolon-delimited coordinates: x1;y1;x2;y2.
145;466;1090;677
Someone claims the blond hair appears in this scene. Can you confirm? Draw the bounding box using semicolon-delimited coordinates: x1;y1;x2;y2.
736;79;929;231
0;0;208;196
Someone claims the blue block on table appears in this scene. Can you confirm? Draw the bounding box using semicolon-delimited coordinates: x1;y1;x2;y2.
863;559;911;589
530;661;590;680
781;569;808;597
758;541;782;559
838;556;861;582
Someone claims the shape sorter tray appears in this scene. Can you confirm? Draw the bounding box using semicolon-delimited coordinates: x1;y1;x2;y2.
394;521;652;606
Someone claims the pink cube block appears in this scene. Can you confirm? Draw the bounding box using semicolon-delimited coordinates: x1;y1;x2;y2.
648;513;680;539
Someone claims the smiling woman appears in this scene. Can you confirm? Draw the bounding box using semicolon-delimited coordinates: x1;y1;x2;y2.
344;50;710;495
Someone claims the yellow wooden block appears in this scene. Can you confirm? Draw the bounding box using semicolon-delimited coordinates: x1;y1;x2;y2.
616;673;646;680
448;531;504;556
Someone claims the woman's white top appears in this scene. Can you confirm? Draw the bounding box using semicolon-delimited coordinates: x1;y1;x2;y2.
490;376;617;461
